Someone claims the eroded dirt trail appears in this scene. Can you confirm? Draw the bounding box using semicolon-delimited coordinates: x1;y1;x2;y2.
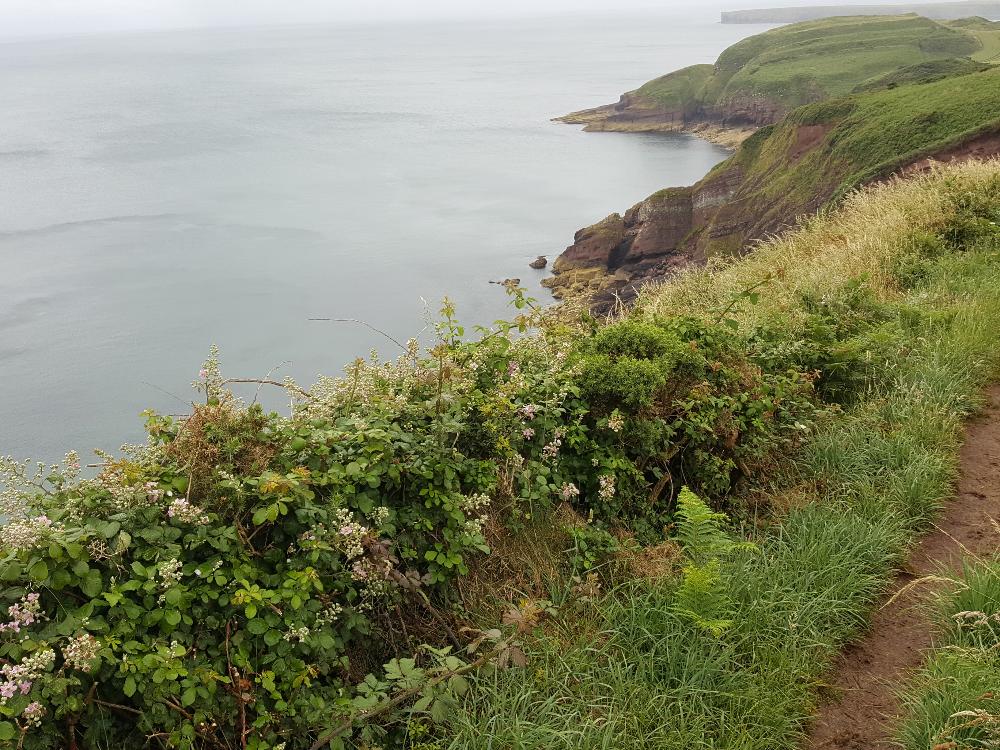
804;385;1000;750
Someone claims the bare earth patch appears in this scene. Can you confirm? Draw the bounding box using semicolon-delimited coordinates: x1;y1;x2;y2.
805;385;1000;749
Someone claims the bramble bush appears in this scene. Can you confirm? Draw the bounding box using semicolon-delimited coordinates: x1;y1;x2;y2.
0;274;891;748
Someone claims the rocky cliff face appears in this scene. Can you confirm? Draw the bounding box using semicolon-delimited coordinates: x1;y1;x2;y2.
543;170;750;312
545;125;1000;314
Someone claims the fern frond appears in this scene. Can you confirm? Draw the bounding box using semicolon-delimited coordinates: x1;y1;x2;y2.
674;486;742;564
673;559;734;637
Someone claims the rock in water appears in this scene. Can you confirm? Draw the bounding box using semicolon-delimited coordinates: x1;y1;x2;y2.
529;256;547;269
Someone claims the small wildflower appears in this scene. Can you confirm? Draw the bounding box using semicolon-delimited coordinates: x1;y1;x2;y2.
62;634;101;672
157;559;183;589
283;626;310;643
332;509;368;560
0;648;55;706
314;603;344;627
542;437;562;459
1;515;56;553
22;701;44;727
559;483;580;502
166;498;210;525
0;592;42;635
598;475;616;501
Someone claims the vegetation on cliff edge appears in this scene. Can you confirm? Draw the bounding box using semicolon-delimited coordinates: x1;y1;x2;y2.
0;161;997;748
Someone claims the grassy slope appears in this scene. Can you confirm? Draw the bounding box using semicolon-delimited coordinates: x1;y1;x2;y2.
852;56;990;91
948;16;1000;61
442;162;1000;748
634;64;714;112
690;64;1000;257
634;15;982;115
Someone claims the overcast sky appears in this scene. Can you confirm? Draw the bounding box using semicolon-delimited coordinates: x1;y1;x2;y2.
0;0;908;39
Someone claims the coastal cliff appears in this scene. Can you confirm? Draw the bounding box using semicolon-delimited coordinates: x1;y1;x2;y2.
547;65;1000;311
555;15;984;137
547;15;1000;311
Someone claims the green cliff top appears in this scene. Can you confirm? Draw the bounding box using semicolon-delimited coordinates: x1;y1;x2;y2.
633;14;992;117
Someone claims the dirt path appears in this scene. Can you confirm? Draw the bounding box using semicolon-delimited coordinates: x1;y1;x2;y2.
804;385;1000;750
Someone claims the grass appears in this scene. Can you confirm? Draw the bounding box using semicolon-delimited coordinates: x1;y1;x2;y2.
632;15;983;116
949;16;1000;62
683;64;1000;258
897;560;1000;749
635;65;713;113
433;162;1000;749
852;57;990;92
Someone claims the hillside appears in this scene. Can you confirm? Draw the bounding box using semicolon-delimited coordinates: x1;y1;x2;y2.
557;15;987;134
546;37;1000;311
2;160;998;749
720;0;1000;24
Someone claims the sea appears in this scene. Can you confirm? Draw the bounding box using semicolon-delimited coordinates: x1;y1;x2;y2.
0;10;770;463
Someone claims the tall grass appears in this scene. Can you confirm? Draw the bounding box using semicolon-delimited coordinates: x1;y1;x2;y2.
437;162;1000;749
897;559;1000;749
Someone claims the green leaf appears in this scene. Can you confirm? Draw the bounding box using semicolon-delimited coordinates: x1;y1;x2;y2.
246;618;268;635
80;569;103;598
263;629;282;647
245;603;258;619
50;568;72;590
164;610;182;627
252;508;269;526
0;721;16;741
123;676;137;697
430;698;449;723
28;560;49;582
164;587;182;606
0;562;22;582
181;687;197;707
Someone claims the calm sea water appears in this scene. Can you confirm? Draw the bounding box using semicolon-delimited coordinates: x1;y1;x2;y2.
0;12;768;462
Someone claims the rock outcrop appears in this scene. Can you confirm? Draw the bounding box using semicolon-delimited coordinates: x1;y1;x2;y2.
544;123;1000;314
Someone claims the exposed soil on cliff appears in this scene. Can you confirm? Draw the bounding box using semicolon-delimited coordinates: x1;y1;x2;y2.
897;129;1000;178
790;124;834;163
803;385;1000;750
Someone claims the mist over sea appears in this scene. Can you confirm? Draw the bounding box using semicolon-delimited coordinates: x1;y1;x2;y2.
0;11;767;461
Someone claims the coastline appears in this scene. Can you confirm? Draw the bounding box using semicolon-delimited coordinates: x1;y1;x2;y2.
554;108;756;149
540;109;758;310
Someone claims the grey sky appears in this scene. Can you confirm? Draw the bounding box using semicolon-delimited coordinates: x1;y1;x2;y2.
0;0;906;38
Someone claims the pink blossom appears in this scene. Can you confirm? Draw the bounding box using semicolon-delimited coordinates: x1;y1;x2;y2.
522;428;535;440
18;682;31;695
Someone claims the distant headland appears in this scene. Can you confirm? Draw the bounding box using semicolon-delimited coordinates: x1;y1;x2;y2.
721;0;1000;23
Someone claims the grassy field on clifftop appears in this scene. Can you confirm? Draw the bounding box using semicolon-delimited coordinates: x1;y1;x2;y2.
634;14;984;119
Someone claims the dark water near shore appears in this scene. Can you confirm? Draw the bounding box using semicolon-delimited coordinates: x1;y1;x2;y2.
0;12;768;462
